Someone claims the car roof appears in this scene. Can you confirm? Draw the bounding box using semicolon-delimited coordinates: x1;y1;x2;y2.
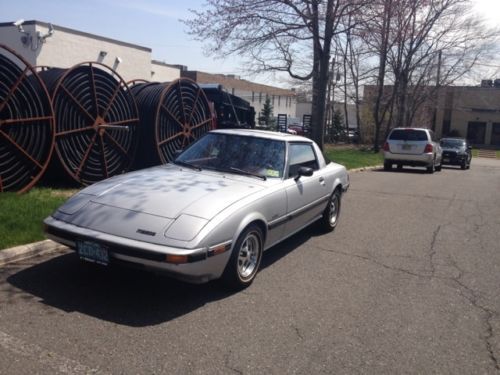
391;127;430;131
210;128;313;143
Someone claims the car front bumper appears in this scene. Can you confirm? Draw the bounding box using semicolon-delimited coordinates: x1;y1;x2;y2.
441;152;468;165
44;216;232;284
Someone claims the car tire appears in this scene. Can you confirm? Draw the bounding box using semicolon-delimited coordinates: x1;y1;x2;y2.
427;160;435;174
221;224;263;289
461;160;467;170
384;162;392;171
435;162;442;172
320;188;341;232
397;164;403;170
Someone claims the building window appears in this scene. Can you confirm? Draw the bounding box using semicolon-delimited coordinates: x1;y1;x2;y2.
272;95;275;105
278;96;281;106
259;92;262;103
231;87;235;95
252;91;255;102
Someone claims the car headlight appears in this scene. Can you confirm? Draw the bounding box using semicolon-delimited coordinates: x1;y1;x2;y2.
164;214;208;241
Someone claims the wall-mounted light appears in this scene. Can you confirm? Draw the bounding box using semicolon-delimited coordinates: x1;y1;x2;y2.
99;50;107;58
115;57;122;65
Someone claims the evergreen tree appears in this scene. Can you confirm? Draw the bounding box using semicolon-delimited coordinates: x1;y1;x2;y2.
329;109;345;142
260;97;275;128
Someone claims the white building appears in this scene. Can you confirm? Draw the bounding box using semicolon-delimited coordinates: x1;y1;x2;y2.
0;20;180;82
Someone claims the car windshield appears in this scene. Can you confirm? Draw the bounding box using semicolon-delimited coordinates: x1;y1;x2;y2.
174;133;286;178
440;139;465;148
389;129;428;141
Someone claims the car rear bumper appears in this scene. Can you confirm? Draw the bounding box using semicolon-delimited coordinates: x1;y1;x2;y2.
383;151;434;166
44;216;232;284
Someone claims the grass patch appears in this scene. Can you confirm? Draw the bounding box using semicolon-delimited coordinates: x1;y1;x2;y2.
472;149;479;157
324;146;383;170
0;188;76;250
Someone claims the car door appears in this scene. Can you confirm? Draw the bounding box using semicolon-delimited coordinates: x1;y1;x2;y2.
284;142;329;235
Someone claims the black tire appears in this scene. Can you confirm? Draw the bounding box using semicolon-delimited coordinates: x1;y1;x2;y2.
427;159;435;174
320;188;341;232
384;161;392;171
435;162;442;172
221;224;263;289
397;164;403;170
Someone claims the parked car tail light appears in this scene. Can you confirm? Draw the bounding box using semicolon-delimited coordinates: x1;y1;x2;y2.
424;144;433;153
383;142;390;152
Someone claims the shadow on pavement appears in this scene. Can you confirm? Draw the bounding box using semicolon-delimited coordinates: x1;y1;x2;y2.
6;226;317;327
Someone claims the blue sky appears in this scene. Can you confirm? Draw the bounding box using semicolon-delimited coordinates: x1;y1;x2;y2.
1;0;244;75
1;0;498;84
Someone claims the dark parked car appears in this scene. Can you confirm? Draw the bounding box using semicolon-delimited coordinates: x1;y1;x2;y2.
440;138;472;169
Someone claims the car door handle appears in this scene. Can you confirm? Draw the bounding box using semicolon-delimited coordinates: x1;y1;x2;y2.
319;177;325;185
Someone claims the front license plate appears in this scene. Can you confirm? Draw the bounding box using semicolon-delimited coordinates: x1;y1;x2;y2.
443;158;450;163
77;241;109;265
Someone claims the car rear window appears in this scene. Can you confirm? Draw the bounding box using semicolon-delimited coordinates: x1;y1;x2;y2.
389;129;428;141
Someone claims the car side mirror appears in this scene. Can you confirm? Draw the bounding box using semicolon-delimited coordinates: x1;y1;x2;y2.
295;166;313;181
467;146;472;150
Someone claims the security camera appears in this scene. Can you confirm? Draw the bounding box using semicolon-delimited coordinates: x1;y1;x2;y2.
13;19;26;33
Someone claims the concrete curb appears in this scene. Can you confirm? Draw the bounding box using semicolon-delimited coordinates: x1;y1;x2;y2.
0;240;68;267
0;165;382;267
349;165;383;173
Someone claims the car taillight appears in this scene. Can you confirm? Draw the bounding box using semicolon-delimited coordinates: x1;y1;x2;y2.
424;144;433;153
383;142;390;152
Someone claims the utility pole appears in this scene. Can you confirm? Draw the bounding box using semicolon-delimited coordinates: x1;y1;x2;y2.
431;50;442;132
326;56;335;141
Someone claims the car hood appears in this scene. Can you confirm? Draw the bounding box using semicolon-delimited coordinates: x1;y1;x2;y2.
53;165;266;244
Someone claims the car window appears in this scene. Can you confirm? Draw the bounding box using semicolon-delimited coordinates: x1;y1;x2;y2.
440;139;465;148
389;129;429;141
288;143;318;178
175;133;286;178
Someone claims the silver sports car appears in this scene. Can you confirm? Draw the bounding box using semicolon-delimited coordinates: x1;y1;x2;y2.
44;129;350;288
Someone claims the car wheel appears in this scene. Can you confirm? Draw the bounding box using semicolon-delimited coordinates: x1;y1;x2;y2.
427;160;435;174
461;160;467;170
384;162;392;171
320;188;341;232
222;224;263;289
397;164;403;170
435;162;442;172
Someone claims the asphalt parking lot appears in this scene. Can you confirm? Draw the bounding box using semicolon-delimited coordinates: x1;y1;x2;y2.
1;158;499;374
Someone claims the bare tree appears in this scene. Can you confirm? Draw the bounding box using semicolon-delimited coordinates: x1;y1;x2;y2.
184;0;367;150
362;0;499;150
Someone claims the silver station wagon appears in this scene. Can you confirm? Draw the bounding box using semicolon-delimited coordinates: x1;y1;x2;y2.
44;129;350;289
383;127;442;173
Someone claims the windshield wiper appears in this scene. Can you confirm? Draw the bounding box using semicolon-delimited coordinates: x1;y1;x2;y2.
229;167;267;181
173;160;202;171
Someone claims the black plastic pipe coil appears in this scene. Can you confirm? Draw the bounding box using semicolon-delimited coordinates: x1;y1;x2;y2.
39;62;139;186
130;79;214;168
0;45;55;193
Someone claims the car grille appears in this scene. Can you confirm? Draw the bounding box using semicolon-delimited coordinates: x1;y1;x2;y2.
443;151;457;158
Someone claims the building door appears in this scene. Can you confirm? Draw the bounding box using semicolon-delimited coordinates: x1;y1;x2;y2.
467;122;486;145
492;123;500;146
